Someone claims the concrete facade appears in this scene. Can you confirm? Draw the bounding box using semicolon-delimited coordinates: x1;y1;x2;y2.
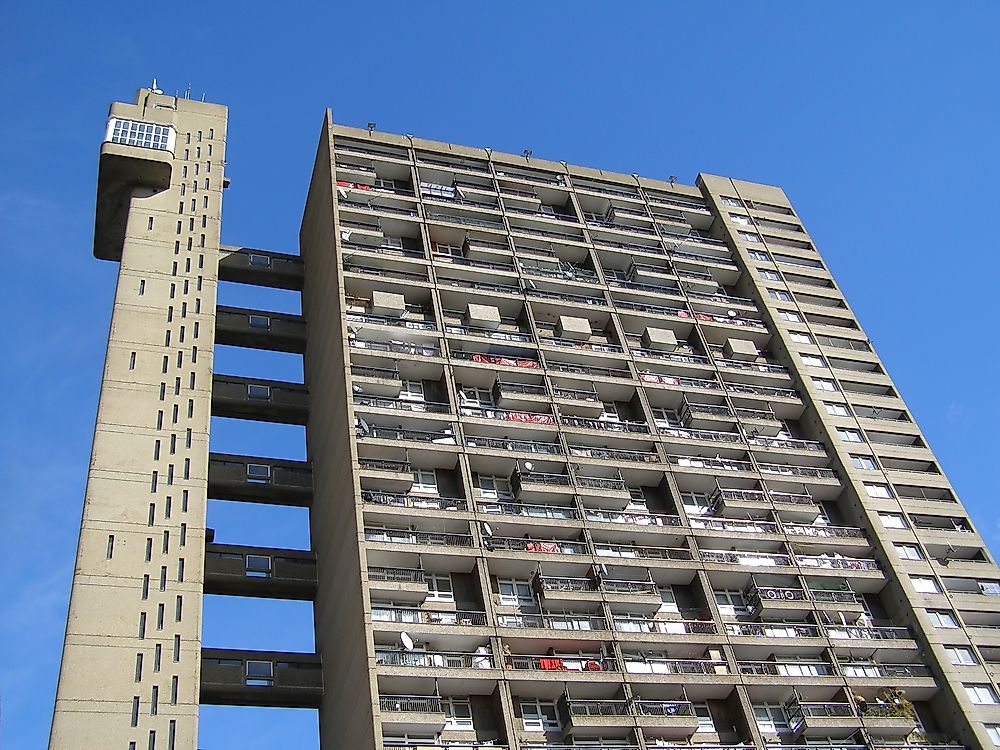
49;89;1000;750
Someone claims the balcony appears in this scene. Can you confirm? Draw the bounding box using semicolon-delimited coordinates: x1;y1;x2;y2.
464;434;564;457
378;694;447;733
568;443;661;465
497;613;609;632
622;655;728;676
200;649;322;708
487;536;588;556
211;375;309;425
372;605;488;628
208;453;312;506
364;527;474;549
786;700;862;737
218;246;304;290
204;543;316;600
367;567;428;602
859;699;918;737
709;487;818;523
725;621;822;640
701;549;792;569
506;653;618;673
216;306;306;354
358;458;413;491
561;697;633;734
560;416;650;434
613;616;717;636
634;700;700;737
479;499;579;521
375;648;495;671
361;489;468;512
355;394;451;415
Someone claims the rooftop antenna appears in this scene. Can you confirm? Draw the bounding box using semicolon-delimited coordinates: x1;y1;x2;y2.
150;78;163;95
669;175;677;186
522;149;532;159
184;83;192;99
367;122;377;135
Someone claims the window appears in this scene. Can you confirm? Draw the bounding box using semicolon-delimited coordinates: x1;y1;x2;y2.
651;407;681;428
680;491;711;516
947;646;977;665
789;330;812;344
837;427;863;442
498;579;535;608
759;269;781;281
714;589;748;617
851;455;877;470
721;196;743;207
823;403;850;418
248;253;271;268
248;314;270;329
865;482;893;499
769;289;793;302
246;464;271;482
895;544;923;561
658;586;679;613
399;380;425;402
912;576;941;594
966;684;999;705
986;725;1000;746
801;354;826;368
748;249;771;261
411;469;437;494
813;377;838;392
730;213;753;226
443;697;473;729
600;402;620;422
246;555;272;577
878;512;907;530
753;703;789;734
778;310;803;323
521;699;560;731
107;118;175;151
461;386;492;407
374;177;396;190
693;703;715;733
245;661;274;686
247;384;271;400
434;242;463;257
928;610;959;628
426;574;454;602
738;231;761;243
478;475;512;500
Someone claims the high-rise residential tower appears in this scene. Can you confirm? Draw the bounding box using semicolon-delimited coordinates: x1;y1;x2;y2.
50;87;1000;750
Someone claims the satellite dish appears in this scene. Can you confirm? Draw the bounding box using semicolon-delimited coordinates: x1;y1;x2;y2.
727;310;738;318
481;522;494;538
400;632;415;651
523;462;535;473
340;230;353;241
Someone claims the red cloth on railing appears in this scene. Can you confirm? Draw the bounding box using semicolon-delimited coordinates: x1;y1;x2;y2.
536;542;560;553
539;658;565;671
584;660;603;671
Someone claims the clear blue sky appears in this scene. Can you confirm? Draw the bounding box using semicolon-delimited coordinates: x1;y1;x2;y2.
2;2;999;748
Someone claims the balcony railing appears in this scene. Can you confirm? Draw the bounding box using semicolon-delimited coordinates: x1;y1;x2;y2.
596;544;693;561
613;617;717;635
358;458;411;472
725;622;821;638
368;566;425;583
489;537;588;555
738;661;836;677
758;463;838;480
375;649;494;669
361;490;468;512
568;444;661;464
364;528;474;547
560;416;650;433
480;500;579;520
623;657;727;675
354;395;450;414
507;654;617;672
359;425;458;444
464;435;563;455
378;695;444;713
658;426;743;443
574;475;628;492
371;606;487;626
796;554;879;571
669;455;754;472
635;700;694;717
497;613;609;631
585;508;681;527
702;550;792;567
450;350;541;369
566;698;630;716
347;312;437;330
350;339;439;357
749;436;826;452
460;405;555;425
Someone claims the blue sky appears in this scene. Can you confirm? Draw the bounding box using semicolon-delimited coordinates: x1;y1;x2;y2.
2;2;999;748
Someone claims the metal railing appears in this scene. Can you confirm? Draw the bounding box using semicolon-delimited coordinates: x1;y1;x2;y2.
367;566;424;583
378;695;443;713
361;490;468;512
364;528;474;547
479;500;579;520
375;649;494;669
489;537;587;554
585;509;681;526
353;395;450;414
371;606;487;626
560;416;650;433
465;435;563;455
